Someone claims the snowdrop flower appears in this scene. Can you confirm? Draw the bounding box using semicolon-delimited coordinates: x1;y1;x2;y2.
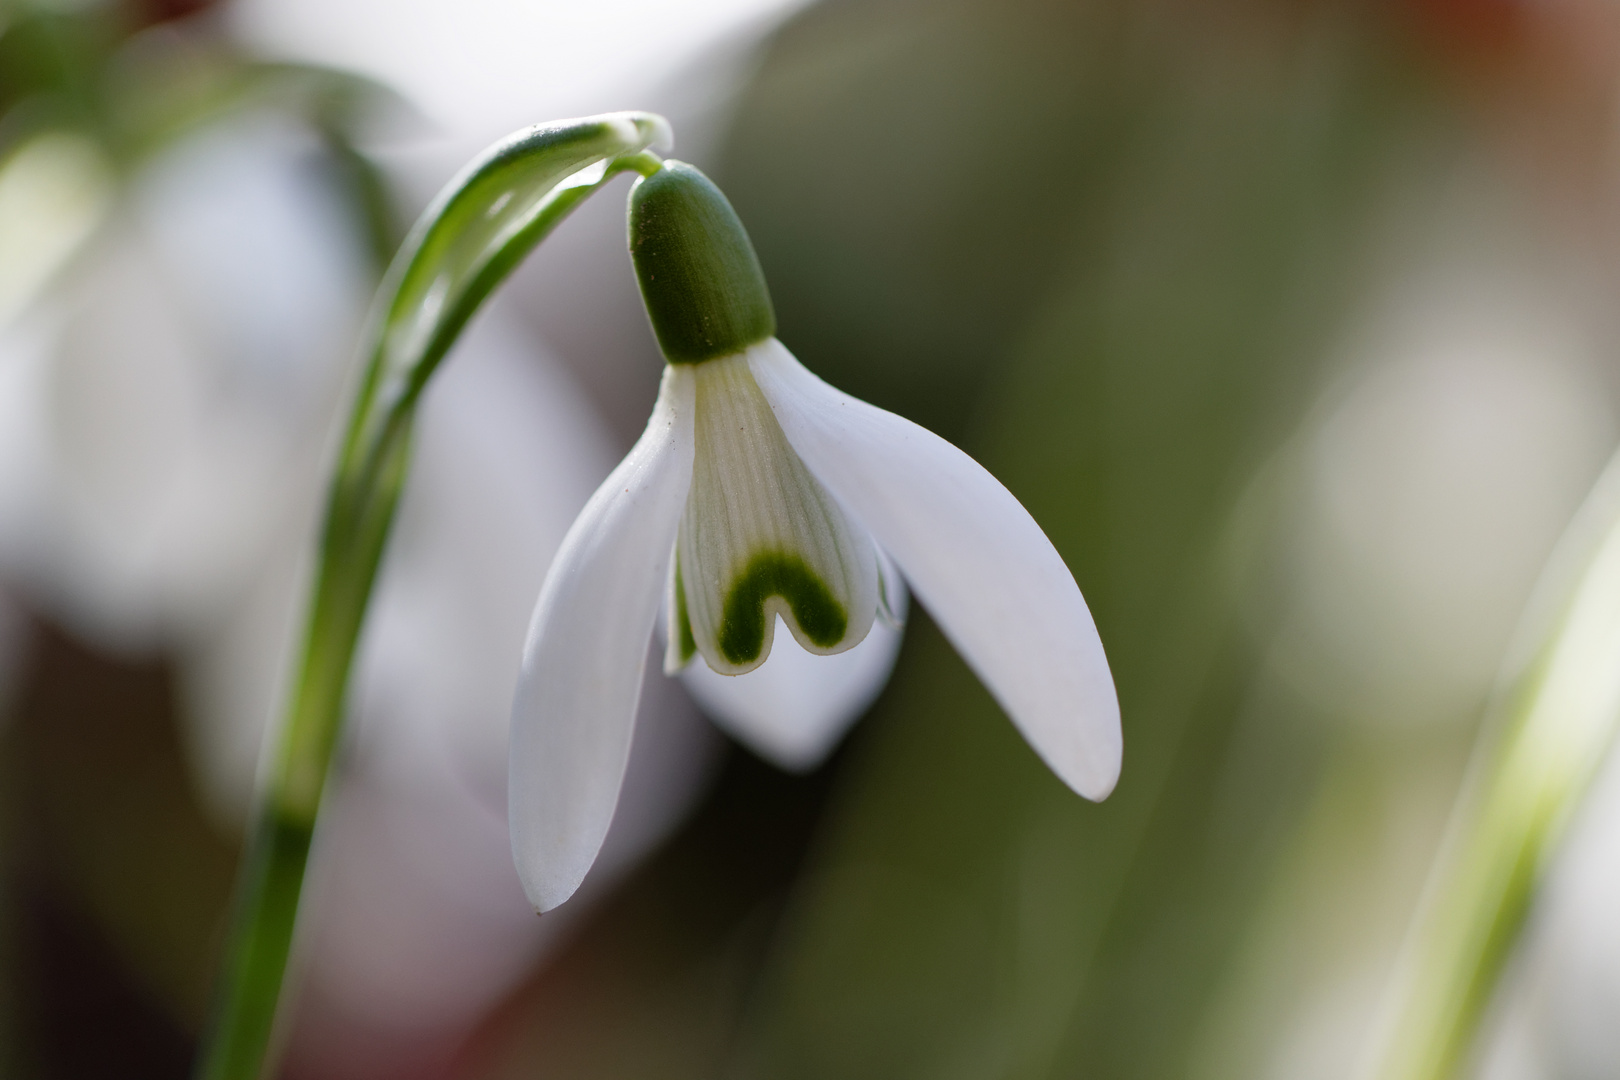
512;160;1122;911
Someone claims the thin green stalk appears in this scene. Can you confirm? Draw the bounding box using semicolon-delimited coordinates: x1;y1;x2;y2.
193;114;670;1080
1363;447;1620;1080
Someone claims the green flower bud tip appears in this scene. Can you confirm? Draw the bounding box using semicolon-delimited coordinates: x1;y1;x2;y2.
628;160;776;364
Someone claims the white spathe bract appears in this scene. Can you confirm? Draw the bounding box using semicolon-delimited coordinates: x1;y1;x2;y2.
511;339;1121;912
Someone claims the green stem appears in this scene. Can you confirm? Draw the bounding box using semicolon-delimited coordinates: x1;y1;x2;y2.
192;117;668;1080
192;813;314;1080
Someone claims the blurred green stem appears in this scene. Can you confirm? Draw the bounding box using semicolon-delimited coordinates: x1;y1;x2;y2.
1365;448;1620;1080
192;118;668;1080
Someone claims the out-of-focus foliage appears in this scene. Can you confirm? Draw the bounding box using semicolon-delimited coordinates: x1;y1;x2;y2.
0;0;402;266
715;1;1413;1075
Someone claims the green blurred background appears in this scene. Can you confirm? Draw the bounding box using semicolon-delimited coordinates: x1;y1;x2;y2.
2;0;1618;1076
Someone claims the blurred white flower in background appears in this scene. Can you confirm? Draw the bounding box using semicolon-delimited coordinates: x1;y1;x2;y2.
1259;247;1615;733
226;0;815;146
1274;294;1613;731
0;131;113;327
0;112;369;649
0;1;858;1070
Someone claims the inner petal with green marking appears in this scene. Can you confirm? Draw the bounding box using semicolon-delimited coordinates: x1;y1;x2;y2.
666;351;879;676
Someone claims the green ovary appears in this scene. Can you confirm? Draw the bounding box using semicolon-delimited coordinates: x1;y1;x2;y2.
717;550;848;665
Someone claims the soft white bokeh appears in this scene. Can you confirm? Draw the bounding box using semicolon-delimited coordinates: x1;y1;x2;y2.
227;0;815;144
1263;265;1615;731
0;112;370;650
0;131;113;326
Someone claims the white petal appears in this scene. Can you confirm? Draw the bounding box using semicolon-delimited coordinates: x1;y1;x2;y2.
749;339;1122;800
673;352;878;675
680;594;907;772
509;365;695;911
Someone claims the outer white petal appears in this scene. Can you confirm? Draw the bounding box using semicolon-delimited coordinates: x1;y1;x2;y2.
749;339;1122;800
509;365;695;911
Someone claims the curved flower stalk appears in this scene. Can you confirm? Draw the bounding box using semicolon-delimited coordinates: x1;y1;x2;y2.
195;112;672;1080
1360;447;1620;1080
511;160;1122;913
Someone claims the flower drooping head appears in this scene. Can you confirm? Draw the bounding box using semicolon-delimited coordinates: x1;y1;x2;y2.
511;158;1121;912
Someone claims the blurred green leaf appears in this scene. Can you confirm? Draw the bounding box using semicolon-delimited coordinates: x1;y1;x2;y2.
1366;450;1620;1080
